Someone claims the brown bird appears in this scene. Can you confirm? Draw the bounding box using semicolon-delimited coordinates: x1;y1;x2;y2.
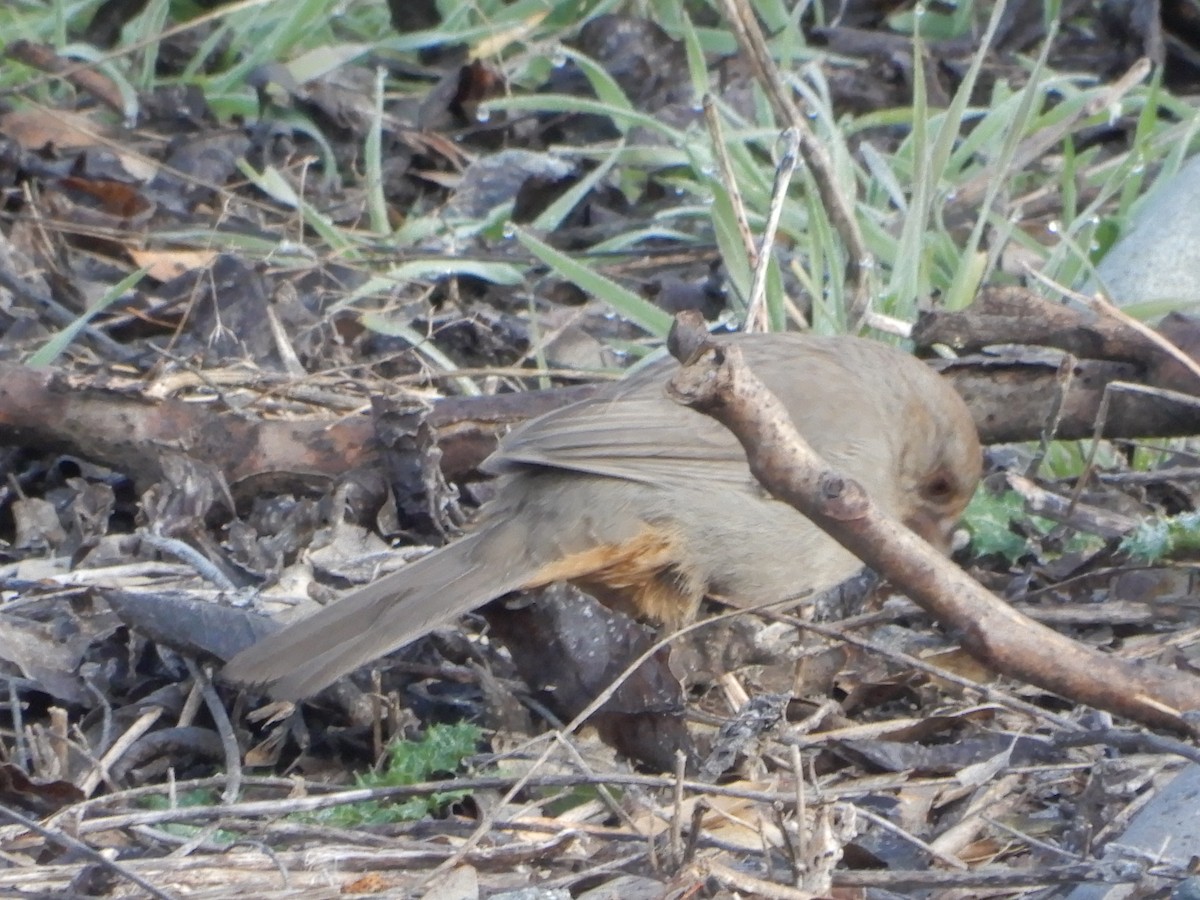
223;333;981;700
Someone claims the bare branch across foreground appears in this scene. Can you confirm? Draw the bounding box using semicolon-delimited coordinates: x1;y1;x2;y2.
664;312;1200;736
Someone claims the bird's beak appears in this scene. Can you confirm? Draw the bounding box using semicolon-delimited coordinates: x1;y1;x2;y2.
904;508;959;556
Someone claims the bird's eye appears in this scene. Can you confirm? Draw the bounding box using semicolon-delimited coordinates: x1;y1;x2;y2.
923;474;955;503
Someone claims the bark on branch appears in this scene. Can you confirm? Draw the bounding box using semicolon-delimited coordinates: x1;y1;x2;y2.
4;285;1200;502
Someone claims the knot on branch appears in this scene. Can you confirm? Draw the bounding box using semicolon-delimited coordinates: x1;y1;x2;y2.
817;473;869;521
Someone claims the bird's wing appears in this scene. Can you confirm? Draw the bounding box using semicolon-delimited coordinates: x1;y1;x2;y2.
482;334;848;488
484;391;753;487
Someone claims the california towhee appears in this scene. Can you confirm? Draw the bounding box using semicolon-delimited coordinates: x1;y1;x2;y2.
224;333;982;699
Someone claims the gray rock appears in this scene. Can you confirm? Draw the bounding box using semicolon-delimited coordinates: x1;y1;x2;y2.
1066;763;1200;899
1093;154;1200;313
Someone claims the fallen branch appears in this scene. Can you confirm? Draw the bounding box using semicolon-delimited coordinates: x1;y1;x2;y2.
664;312;1200;735
3;332;1200;500
0;362;595;495
913;285;1180;368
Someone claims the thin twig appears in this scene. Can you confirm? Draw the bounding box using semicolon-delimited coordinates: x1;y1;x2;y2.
1026;352;1075;479
550;732;643;834
1026;265;1200;385
0;804;178;900
716;0;872;324
698;857;821;899
185;659;242;804
703;94;757;266
790;744;807;885
853;803;967;869
138;533;237;591
670;749;687;866
745;128;800;332
79;706;164;797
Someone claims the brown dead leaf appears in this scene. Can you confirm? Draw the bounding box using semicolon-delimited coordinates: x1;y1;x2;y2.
0;108;110;151
128;247;218;281
43;175;155;235
341;872;389;894
0;763;85;815
957;836;1008;865
921;645;998;685
59;174;153;219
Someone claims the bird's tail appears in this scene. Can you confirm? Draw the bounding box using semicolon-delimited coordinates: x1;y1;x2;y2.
221;527;534;700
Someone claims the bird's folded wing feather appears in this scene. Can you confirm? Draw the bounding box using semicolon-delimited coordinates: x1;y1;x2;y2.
482;335;849;488
483;394;752;486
